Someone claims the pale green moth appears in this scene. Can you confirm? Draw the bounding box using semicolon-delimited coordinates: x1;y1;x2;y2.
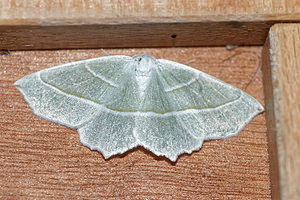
15;54;263;162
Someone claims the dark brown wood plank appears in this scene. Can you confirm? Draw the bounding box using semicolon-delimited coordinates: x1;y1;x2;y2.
0;47;270;199
0;22;275;50
0;0;300;49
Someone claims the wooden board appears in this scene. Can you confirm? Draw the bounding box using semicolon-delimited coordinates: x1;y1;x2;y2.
0;0;300;50
262;24;300;200
0;47;270;199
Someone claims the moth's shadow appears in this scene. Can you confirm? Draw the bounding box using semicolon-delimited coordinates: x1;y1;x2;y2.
105;146;186;165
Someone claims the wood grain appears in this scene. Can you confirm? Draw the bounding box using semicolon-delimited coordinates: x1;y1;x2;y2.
262;24;300;200
0;0;300;49
0;47;270;199
1;0;300;25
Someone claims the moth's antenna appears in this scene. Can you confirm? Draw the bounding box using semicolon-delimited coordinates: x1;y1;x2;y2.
184;59;196;65
101;49;111;56
244;62;262;91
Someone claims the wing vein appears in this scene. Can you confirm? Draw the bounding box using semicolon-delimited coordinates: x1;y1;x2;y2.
38;72;101;108
84;63;118;88
210;85;239;127
38;72;242;117
165;76;199;92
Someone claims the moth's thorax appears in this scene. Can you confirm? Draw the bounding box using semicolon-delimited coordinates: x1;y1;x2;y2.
132;54;157;94
133;54;156;77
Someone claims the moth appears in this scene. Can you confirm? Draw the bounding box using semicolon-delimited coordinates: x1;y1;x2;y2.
15;54;263;161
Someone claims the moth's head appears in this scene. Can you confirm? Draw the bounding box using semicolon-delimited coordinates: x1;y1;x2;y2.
133;54;157;77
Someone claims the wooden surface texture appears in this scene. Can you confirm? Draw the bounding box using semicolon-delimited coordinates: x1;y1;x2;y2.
1;0;300;25
1;0;300;49
262;24;300;200
0;47;270;199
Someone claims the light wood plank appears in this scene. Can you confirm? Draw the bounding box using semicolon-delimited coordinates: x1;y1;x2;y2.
262;24;300;200
0;0;300;49
1;0;300;25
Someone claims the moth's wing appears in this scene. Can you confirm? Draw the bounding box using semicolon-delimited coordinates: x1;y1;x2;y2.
78;110;138;159
15;55;140;158
15;55;131;128
134;59;263;161
135;113;204;162
134;68;203;162
77;62;141;158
